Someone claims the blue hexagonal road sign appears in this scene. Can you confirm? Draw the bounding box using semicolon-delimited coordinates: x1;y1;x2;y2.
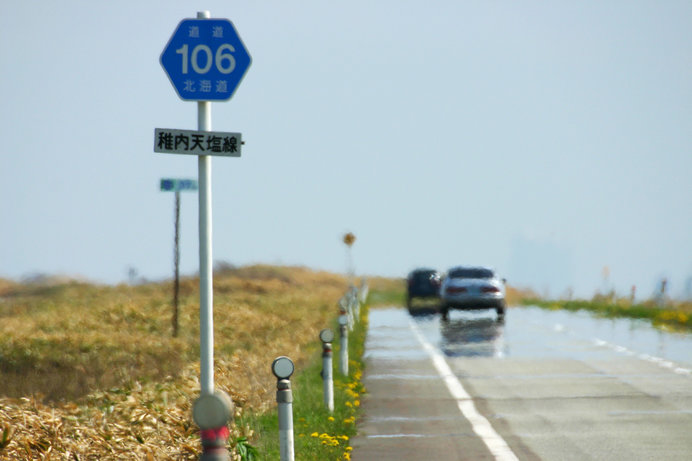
160;18;251;101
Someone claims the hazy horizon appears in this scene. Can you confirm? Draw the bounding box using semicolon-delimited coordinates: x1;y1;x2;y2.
2;1;690;300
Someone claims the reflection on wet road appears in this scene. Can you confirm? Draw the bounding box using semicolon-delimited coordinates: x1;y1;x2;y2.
402;304;692;369
439;316;506;358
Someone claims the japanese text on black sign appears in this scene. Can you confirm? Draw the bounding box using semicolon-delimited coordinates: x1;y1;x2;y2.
154;128;242;157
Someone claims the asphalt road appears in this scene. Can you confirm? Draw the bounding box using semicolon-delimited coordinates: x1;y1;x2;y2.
350;305;692;460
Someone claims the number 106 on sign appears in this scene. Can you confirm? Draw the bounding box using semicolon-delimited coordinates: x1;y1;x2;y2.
160;18;252;101
176;43;236;75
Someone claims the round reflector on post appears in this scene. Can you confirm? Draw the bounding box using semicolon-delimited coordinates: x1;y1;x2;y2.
319;328;335;343
272;356;295;380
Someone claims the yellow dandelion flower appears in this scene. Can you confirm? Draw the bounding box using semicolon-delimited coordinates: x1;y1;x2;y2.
328;416;335;422
310;432;319;438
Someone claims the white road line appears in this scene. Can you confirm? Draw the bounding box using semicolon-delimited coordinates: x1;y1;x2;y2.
592;338;692;376
409;319;519;461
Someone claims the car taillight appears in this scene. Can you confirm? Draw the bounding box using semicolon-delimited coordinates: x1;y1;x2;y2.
446;286;468;294
481;286;500;293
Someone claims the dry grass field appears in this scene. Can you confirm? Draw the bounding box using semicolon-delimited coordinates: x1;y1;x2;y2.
0;265;357;460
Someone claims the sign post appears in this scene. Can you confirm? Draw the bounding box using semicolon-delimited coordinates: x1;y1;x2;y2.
161;178;198;337
343;232;356;286
197;54;214;398
158;10;251;460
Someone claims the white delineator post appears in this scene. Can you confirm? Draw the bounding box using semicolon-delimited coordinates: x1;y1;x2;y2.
272;357;295;461
277;379;294;461
320;329;335;412
323;346;334;412
339;315;349;376
197;10;214;398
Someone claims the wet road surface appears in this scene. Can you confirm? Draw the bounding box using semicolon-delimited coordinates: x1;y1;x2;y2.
350;306;692;460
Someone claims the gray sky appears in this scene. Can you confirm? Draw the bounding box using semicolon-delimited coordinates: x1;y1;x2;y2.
1;1;690;299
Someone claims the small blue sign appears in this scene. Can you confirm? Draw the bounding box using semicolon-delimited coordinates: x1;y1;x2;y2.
160;18;251;101
161;178;199;192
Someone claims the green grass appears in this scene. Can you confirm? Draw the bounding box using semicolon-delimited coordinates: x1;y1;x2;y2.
523;298;692;331
367;289;404;307
240;302;368;460
365;277;405;307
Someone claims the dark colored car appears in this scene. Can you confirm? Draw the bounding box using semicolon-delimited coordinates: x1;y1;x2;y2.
406;268;441;307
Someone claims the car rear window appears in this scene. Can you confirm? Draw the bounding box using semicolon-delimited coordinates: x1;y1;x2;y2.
411;270;436;282
448;268;494;279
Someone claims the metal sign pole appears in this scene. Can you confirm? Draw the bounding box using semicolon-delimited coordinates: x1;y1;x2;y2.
161;179;197;337
159;10;250;460
197;9;214;398
173;189;181;337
